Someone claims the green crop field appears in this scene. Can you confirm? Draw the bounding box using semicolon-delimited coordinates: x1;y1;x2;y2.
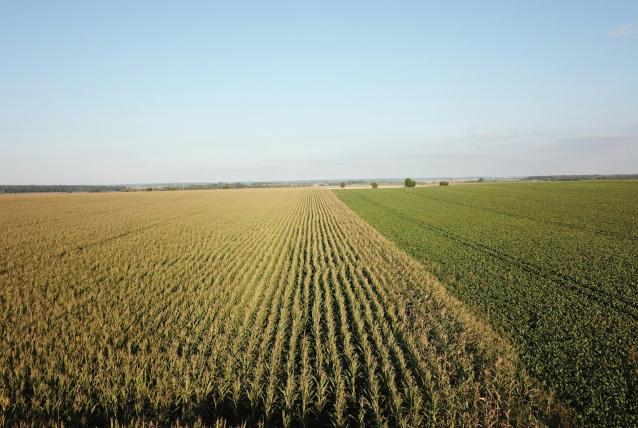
337;181;638;426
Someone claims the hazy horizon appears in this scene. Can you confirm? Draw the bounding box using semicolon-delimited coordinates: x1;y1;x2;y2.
5;173;638;188
2;1;637;185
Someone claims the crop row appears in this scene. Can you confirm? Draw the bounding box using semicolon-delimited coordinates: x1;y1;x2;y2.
337;182;638;426
0;189;566;426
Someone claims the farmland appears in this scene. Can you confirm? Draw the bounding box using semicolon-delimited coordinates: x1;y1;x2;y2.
337;181;638;426
0;189;568;426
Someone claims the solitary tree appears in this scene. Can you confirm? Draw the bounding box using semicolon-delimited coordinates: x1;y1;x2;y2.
339;182;346;188
439;181;449;186
371;182;378;189
404;178;416;188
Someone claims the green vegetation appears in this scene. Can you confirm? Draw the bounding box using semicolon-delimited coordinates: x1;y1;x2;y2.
439;181;449;186
371;182;378;189
404;178;416;188
336;181;638;426
0;189;566;426
339;182;346;188
0;185;127;193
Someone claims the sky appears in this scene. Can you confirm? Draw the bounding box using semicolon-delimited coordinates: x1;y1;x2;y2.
1;1;637;184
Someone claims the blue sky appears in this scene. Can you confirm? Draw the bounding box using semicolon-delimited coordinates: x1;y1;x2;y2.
1;1;637;184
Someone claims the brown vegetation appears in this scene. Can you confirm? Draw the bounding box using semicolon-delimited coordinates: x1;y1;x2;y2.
0;189;568;426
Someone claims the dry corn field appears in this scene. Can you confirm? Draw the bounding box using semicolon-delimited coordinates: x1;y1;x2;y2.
0;189;570;426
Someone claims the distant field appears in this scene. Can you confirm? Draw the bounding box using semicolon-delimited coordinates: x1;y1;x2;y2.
337;181;638;426
0;189;565;426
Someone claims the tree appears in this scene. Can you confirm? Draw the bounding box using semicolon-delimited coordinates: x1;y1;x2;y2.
404;178;416;188
371;182;378;189
339;182;346;188
439;181;449;186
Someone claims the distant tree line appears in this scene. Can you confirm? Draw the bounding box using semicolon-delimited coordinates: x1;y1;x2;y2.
0;185;126;194
523;174;638;181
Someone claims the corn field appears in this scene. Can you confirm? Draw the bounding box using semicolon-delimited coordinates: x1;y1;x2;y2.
0;189;569;426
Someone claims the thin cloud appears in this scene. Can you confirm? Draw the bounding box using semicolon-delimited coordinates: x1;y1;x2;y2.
529;134;638;158
609;23;636;38
556;135;638;145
